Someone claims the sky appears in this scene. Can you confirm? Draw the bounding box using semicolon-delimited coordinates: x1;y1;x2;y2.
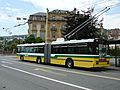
0;0;120;36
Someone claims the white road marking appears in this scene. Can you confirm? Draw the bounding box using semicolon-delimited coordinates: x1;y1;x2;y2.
1;61;13;64
1;59;9;60
34;68;67;76
1;64;92;90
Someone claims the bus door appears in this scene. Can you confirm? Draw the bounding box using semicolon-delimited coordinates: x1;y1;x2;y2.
99;44;107;61
44;44;51;64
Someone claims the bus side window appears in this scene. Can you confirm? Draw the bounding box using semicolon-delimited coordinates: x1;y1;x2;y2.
63;47;67;54
29;47;34;53
38;48;40;53
88;47;92;54
34;47;38;53
17;47;21;53
26;47;30;53
21;46;25;52
51;46;56;54
88;43;98;55
37;46;44;53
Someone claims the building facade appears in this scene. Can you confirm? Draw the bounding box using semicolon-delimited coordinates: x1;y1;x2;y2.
28;9;71;42
107;28;120;40
28;12;46;40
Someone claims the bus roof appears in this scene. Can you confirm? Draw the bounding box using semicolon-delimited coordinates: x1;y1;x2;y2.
17;38;96;47
17;43;45;47
51;38;95;45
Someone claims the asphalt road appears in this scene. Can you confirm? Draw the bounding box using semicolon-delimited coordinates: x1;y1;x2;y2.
0;56;120;90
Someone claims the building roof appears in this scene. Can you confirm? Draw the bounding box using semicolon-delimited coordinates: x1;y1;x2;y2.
31;12;46;16
49;9;70;14
30;9;70;16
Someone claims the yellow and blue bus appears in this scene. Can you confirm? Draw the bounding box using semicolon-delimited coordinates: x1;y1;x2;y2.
16;38;111;68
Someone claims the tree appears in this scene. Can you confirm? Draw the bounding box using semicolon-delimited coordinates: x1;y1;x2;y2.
1;38;21;54
24;35;44;43
25;35;36;43
35;37;44;43
62;8;100;40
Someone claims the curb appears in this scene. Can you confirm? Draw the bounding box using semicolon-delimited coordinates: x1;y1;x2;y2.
107;66;120;71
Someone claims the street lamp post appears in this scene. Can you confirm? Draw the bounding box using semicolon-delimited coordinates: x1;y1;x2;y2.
2;28;11;54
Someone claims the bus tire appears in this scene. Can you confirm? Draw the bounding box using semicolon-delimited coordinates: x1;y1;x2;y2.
20;56;24;61
36;57;41;64
65;58;74;68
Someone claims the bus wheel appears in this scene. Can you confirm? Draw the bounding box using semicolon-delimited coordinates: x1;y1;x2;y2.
65;59;74;68
36;57;41;64
20;56;24;60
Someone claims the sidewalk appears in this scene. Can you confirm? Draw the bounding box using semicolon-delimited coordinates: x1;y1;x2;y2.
107;65;120;71
0;54;16;57
108;58;120;71
4;55;16;58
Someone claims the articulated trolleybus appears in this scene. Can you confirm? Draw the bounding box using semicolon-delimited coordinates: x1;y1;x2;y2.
16;38;111;68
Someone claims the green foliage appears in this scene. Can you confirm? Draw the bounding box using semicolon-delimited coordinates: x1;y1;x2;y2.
7;38;20;51
0;44;2;49
24;35;44;43
35;37;44;43
0;38;21;54
0;37;4;49
25;35;36;43
0;35;44;54
0;37;3;40
109;48;120;56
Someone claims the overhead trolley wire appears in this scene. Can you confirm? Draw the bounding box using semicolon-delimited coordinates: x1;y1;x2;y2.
67;8;110;39
64;7;110;39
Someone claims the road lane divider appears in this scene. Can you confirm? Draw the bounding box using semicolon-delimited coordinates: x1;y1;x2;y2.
34;68;67;76
1;64;92;90
1;61;13;64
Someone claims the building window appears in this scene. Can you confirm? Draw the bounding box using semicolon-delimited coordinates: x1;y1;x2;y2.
61;24;65;30
36;16;41;21
52;32;56;38
41;24;45;29
61;16;65;20
52;16;55;20
32;24;37;30
33;16;36;21
41;17;45;21
51;24;56;30
32;32;36;37
40;32;44;39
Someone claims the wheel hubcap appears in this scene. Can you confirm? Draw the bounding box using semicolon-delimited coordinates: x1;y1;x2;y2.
68;62;72;67
38;59;41;63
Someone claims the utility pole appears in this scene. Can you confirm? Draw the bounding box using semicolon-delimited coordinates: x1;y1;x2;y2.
45;8;49;43
44;8;51;64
